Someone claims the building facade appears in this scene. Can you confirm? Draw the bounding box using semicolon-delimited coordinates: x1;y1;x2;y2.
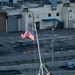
0;0;22;3
5;9;22;32
21;4;63;31
0;2;75;32
21;3;75;31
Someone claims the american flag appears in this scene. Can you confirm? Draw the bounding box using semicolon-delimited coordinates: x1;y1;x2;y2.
21;30;34;41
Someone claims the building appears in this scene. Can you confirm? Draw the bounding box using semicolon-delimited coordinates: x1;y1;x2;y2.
0;6;22;32
0;0;22;3
6;9;22;32
20;2;75;31
0;1;75;32
0;10;6;32
21;3;63;31
62;5;75;28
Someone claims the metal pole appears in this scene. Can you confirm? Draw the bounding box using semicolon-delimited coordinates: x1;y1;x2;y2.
52;27;54;70
32;12;44;75
35;19;44;75
32;11;49;75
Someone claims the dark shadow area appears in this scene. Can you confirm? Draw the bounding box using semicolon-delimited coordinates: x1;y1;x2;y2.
0;51;10;56
60;66;75;70
14;42;44;53
0;69;21;75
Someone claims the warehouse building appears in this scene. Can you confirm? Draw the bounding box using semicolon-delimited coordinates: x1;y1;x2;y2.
0;0;75;32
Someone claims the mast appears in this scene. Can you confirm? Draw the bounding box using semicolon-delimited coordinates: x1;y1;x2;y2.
35;24;44;75
32;12;49;75
51;27;54;70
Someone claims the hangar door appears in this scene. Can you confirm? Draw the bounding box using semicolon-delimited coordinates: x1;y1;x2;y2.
7;18;18;32
0;13;6;32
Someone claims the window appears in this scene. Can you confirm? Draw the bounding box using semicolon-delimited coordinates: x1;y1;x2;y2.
56;13;59;16
29;15;31;17
63;56;66;59
71;55;74;58
55;57;58;59
70;16;72;18
69;10;72;12
28;23;33;30
32;59;34;62
57;1;62;4
48;13;51;17
23;8;28;12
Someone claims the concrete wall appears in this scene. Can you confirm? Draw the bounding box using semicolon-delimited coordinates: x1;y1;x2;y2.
0;0;22;3
0;59;75;70
0;0;9;2
0;50;74;70
21;3;75;30
21;11;34;31
18;18;22;31
21;12;26;31
62;6;75;28
21;4;63;30
4;3;75;31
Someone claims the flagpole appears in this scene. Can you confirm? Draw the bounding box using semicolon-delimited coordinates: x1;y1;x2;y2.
52;27;54;70
32;12;49;75
34;20;44;75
